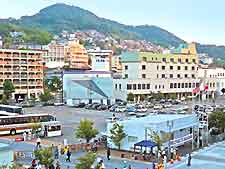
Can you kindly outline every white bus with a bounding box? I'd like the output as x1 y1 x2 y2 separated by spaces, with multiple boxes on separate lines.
0 111 19 116
0 114 62 137
0 105 23 114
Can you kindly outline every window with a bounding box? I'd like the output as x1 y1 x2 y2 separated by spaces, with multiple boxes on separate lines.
155 85 157 89
142 74 146 78
177 66 181 70
133 84 136 90
177 74 181 78
192 83 195 88
162 74 166 78
162 58 166 62
157 65 159 70
170 74 173 78
192 59 196 63
115 84 117 89
170 83 173 89
125 74 128 78
178 58 182 63
174 83 177 88
157 74 159 78
147 84 150 89
185 74 188 78
185 66 188 70
185 83 188 88
178 83 181 88
170 58 174 62
119 84 121 90
196 83 199 87
192 74 195 78
162 66 166 70
186 59 189 63
170 66 173 70
127 84 132 90
182 83 184 88
189 83 192 88
159 85 161 89
138 84 141 89
142 84 146 89
192 66 195 70
142 65 146 70
125 65 128 70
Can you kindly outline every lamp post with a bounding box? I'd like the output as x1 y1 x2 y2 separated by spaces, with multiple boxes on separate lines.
167 120 174 160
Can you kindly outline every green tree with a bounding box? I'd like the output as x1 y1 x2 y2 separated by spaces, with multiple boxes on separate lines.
109 123 127 150
75 152 96 169
127 92 134 102
209 110 225 133
39 90 53 102
168 93 177 100
149 130 171 151
34 147 54 168
75 119 99 143
3 80 15 100
49 76 62 93
0 95 8 104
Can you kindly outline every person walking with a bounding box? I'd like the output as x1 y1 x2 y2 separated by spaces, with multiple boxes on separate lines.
66 150 71 162
152 161 155 169
56 161 60 169
187 153 192 166
122 161 127 169
107 147 111 160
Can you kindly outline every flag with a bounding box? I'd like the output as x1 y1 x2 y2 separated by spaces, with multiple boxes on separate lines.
192 87 200 94
204 85 209 91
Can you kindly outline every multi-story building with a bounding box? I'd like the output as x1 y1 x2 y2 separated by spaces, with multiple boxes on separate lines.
198 66 225 96
65 41 91 70
87 48 113 71
0 49 44 101
44 43 66 68
113 43 217 101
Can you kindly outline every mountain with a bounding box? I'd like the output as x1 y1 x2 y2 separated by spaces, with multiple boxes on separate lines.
1 3 225 59
12 3 184 47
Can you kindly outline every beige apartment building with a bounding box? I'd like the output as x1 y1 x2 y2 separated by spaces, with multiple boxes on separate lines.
113 43 217 101
0 49 44 101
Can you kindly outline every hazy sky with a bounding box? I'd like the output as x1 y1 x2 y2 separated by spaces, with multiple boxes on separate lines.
1 0 225 45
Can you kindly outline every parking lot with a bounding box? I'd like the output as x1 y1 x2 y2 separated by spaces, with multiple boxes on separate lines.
24 106 118 144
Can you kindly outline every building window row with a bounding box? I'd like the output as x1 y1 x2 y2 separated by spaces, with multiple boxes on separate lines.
115 84 122 90
170 82 199 89
162 58 196 63
160 65 195 71
159 74 196 79
127 83 151 90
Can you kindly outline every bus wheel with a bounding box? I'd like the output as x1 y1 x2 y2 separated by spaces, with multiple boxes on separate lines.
10 129 16 135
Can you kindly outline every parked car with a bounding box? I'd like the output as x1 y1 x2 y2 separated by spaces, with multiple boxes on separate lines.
127 106 136 112
153 104 163 110
106 117 120 123
85 104 92 109
109 105 117 112
115 106 127 113
97 104 108 111
136 107 147 113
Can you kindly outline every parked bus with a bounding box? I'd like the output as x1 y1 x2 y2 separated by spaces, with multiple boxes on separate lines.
0 111 19 116
0 105 23 114
0 114 62 137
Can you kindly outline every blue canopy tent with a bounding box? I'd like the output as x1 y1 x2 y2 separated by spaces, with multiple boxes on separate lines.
134 140 157 152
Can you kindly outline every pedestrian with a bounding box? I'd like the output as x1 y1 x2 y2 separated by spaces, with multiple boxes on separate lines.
100 160 105 169
187 153 192 166
122 161 127 169
107 147 111 160
31 159 37 168
152 161 155 169
66 150 71 162
128 165 132 169
23 131 27 141
56 161 60 169
49 164 55 169
54 146 59 159
36 137 41 149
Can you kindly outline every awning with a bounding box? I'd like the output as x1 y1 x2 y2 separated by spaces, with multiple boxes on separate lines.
134 140 157 148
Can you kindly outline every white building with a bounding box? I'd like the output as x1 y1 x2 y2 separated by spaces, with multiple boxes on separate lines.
113 43 203 101
87 48 113 71
107 114 198 151
0 36 3 48
198 66 225 95
43 43 66 68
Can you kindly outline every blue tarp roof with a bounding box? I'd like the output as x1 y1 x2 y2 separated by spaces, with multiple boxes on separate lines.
134 140 157 148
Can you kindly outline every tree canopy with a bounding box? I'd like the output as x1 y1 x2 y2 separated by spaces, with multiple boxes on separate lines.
109 123 127 149
3 80 15 99
34 147 54 168
75 119 99 143
75 152 96 169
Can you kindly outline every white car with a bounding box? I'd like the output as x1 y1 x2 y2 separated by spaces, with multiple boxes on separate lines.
136 108 148 112
153 105 163 110
115 106 127 112
106 117 120 123
163 103 172 108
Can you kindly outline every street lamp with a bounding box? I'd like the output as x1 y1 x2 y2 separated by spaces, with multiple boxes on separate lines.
167 120 174 160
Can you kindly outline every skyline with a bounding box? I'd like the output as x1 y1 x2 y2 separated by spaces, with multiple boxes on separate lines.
1 0 225 45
